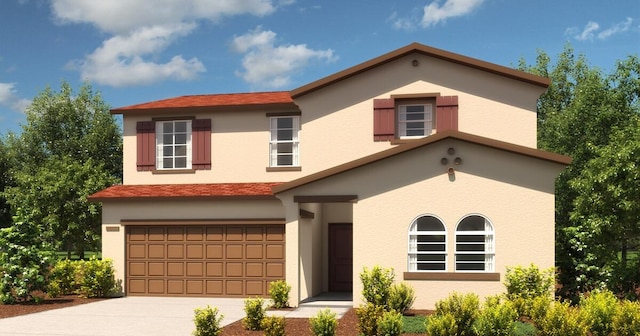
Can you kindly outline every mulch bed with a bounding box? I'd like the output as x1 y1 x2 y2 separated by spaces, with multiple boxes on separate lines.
221 308 433 336
0 294 105 319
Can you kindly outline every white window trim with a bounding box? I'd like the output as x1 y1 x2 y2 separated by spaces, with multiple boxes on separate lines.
397 103 434 139
454 214 495 272
407 214 447 272
156 120 192 170
269 116 300 167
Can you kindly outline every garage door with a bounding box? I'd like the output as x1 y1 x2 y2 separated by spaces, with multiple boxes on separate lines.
126 225 285 297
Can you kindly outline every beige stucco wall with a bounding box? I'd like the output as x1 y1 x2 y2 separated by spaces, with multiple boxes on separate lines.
278 139 563 309
101 199 284 294
121 52 542 186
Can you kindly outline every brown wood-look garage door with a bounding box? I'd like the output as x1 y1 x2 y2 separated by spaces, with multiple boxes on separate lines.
126 225 285 297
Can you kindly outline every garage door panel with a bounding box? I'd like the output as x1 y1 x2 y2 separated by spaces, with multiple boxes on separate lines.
148 245 165 258
206 227 223 241
226 262 243 277
167 227 184 240
129 262 146 276
186 244 203 258
186 262 203 276
246 263 263 277
167 262 184 276
226 227 243 241
126 224 284 297
148 262 164 276
187 227 204 241
246 227 263 240
246 281 264 295
246 245 263 259
206 245 223 258
226 245 243 259
207 262 223 277
167 245 184 258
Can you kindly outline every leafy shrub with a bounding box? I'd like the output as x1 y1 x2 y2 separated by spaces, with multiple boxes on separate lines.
192 305 224 336
536 301 588 336
269 280 291 308
261 315 285 336
47 259 80 297
356 302 385 336
426 313 458 336
504 264 554 317
360 265 395 309
377 310 403 336
0 225 55 304
388 282 415 314
579 289 617 335
310 308 337 336
433 292 479 336
242 297 266 330
612 300 640 336
473 297 518 336
527 295 553 325
76 256 116 298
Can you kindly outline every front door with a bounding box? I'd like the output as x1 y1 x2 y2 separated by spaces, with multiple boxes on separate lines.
329 223 353 292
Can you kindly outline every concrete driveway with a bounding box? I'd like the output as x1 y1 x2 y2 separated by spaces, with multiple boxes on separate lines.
0 297 247 336
0 295 352 336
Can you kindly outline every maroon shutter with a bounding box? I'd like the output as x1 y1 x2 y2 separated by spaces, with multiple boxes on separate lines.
192 119 211 170
373 98 395 141
136 121 155 171
436 96 459 132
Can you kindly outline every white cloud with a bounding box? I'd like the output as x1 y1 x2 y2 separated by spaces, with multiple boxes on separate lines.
50 0 277 87
421 0 484 27
50 0 275 35
598 17 633 39
68 24 206 87
0 82 31 113
567 18 634 41
231 27 337 88
389 11 418 31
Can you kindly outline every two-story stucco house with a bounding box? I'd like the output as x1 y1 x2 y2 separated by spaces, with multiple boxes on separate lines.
90 43 570 309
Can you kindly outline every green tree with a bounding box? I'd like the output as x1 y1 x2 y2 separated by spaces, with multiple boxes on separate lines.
571 120 640 298
1 82 122 258
0 139 11 227
520 45 640 299
4 156 117 258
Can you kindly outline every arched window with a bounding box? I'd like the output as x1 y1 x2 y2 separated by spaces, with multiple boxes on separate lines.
408 215 446 271
455 215 494 272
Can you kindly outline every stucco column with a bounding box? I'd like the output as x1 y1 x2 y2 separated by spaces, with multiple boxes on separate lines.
276 193 301 307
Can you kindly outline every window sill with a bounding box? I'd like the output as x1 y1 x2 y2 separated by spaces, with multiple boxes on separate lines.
266 166 302 172
403 272 500 281
152 169 196 174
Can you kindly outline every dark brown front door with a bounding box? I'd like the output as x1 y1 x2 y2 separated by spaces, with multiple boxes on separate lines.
329 223 353 292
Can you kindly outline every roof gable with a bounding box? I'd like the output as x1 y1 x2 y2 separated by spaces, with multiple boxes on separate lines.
291 42 550 99
272 130 570 194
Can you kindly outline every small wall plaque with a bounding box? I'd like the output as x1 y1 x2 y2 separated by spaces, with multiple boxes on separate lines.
106 226 120 232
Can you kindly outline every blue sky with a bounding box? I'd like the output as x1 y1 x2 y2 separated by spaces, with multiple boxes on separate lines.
0 0 638 134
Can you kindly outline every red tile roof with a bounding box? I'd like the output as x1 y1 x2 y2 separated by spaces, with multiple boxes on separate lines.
111 91 293 112
89 183 282 201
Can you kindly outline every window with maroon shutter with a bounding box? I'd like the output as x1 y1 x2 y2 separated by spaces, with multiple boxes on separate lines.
373 98 395 141
373 95 459 141
136 121 155 171
192 119 211 170
136 118 212 172
436 96 459 132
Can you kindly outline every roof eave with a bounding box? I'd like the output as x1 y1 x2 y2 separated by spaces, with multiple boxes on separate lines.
272 130 571 194
110 102 300 115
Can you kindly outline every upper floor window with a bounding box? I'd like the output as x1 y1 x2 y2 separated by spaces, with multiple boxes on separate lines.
455 215 494 272
136 118 210 172
408 215 446 271
157 120 192 169
398 103 434 138
270 116 299 167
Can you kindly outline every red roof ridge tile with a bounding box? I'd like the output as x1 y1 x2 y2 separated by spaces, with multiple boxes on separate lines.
89 182 283 201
